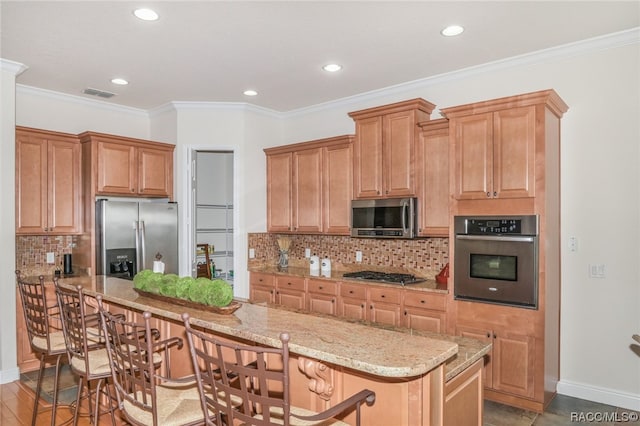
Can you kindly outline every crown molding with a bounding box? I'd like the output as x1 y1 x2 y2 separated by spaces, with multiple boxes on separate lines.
282 27 640 118
15 84 149 117
0 58 28 76
149 101 282 119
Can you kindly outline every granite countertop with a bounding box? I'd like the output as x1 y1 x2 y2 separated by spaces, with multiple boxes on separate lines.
51 275 488 381
250 265 448 293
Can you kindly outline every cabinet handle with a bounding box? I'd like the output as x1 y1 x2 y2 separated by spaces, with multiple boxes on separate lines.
332 299 335 303
486 192 491 198
493 333 497 339
370 305 373 310
349 290 354 294
493 191 497 197
404 311 407 316
486 332 491 338
381 294 386 298
287 282 292 286
319 286 323 290
270 290 274 294
420 300 425 304
361 304 365 308
131 188 135 192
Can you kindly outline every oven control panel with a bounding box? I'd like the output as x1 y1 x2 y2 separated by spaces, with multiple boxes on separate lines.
455 215 538 236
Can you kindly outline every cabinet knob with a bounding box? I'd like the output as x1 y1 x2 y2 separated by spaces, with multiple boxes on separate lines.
370 305 373 310
420 300 425 304
486 192 491 197
131 188 135 192
361 304 365 308
319 286 323 290
332 299 335 303
349 290 354 294
381 294 386 298
493 191 497 197
404 311 407 316
486 332 491 338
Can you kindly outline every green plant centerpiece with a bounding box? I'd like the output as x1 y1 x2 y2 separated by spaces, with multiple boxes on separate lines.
133 270 234 308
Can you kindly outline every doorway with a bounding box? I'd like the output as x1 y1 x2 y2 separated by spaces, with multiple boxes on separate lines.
192 151 234 285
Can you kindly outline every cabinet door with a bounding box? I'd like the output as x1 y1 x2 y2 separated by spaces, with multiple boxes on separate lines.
338 297 366 320
250 273 275 303
97 140 137 195
267 152 293 232
353 116 383 198
368 287 401 326
492 106 536 199
453 113 493 200
417 121 449 237
403 308 445 333
457 325 493 388
383 110 416 197
308 279 337 314
16 132 48 233
275 276 306 309
293 148 322 233
138 147 173 197
323 143 353 234
492 331 535 398
48 139 82 233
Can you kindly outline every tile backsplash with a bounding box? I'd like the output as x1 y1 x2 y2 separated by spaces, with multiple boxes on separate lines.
16 235 77 276
248 233 449 279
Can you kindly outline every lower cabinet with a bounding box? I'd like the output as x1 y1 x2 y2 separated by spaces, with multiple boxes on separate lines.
443 358 484 426
249 272 276 303
402 289 447 333
456 324 535 399
275 275 306 310
307 279 338 315
249 272 447 333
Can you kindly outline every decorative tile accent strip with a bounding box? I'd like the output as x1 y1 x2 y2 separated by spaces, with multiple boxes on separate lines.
248 233 449 279
15 235 77 276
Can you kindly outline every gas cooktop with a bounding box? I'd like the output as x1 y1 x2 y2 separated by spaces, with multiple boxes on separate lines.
342 270 425 285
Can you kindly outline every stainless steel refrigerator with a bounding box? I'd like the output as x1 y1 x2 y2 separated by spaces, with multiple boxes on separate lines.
96 199 178 279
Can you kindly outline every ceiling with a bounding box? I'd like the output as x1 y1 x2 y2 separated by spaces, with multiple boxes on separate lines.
1 1 638 112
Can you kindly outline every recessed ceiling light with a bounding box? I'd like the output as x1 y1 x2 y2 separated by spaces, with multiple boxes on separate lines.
133 8 159 21
243 90 258 96
111 78 129 85
322 64 343 73
441 25 464 37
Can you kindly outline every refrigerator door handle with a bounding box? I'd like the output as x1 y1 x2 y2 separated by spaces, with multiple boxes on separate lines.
134 220 142 272
139 220 146 270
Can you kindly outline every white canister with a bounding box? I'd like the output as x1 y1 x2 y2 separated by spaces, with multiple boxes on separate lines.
309 255 320 272
321 258 331 277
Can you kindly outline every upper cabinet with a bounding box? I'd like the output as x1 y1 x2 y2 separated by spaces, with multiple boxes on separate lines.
416 119 450 237
348 99 435 199
79 132 175 199
441 90 569 201
16 127 82 235
265 135 354 235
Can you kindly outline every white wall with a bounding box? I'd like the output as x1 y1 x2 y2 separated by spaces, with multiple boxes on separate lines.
279 34 640 409
1 30 638 409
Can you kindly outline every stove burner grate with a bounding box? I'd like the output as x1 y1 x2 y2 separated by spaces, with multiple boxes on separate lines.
342 270 424 285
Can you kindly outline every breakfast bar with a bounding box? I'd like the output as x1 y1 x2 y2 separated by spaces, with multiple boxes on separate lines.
56 275 490 426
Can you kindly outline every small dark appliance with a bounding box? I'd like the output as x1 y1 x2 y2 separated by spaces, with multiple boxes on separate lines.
63 254 73 275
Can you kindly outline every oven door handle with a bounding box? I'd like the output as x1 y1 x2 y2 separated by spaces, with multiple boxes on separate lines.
456 235 536 243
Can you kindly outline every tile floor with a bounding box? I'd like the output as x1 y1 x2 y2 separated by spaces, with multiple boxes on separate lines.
484 395 640 425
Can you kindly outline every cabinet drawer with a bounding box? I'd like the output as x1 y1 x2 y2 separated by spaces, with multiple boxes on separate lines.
340 283 367 299
250 272 274 287
403 290 446 311
307 279 337 295
276 275 305 291
368 287 401 304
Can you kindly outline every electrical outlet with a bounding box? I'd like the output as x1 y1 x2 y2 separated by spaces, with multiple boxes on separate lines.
356 251 363 262
46 252 55 264
249 248 255 259
305 248 311 258
568 236 578 252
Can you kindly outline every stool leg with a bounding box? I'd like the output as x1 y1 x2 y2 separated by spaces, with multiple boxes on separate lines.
31 356 46 426
49 354 63 426
72 375 83 426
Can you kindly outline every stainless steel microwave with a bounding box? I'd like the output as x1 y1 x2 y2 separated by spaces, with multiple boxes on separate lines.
351 198 417 239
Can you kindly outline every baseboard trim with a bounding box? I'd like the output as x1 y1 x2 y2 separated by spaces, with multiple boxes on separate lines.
557 380 640 411
0 366 20 384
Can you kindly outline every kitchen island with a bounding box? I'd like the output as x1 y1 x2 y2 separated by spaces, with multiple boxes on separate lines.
55 275 490 426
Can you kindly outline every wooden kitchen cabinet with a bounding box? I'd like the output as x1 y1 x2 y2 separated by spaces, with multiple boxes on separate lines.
265 135 354 235
16 127 82 235
337 282 367 320
249 272 276 303
307 279 338 315
416 118 450 237
349 98 435 199
442 90 568 201
456 323 535 399
275 275 306 310
367 286 402 327
402 289 447 333
79 131 174 199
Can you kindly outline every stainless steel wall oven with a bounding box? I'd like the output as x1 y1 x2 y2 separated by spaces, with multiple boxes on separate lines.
454 215 539 309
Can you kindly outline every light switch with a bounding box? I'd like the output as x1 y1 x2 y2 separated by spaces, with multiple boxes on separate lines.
249 248 255 259
305 248 311 258
46 252 55 264
356 251 363 262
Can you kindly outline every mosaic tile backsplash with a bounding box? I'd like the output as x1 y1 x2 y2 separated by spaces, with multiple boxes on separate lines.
248 233 449 279
16 235 77 276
